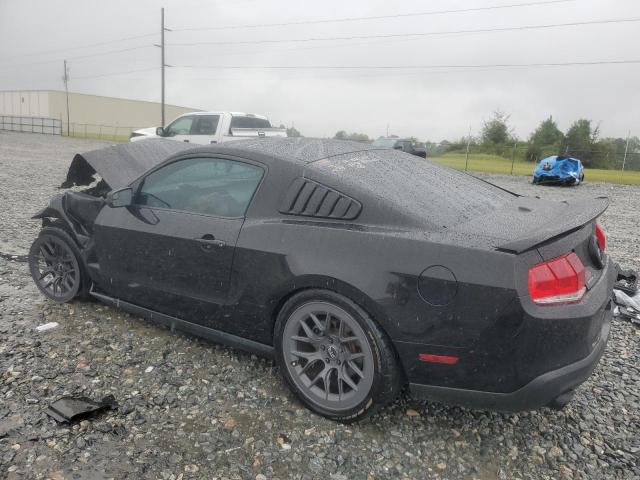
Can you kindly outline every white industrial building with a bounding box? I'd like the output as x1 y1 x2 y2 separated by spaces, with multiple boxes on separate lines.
0 90 198 139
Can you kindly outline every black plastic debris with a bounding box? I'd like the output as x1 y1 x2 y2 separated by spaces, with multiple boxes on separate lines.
614 266 638 295
46 395 117 423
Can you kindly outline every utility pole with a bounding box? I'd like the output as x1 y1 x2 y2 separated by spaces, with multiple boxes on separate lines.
510 140 517 175
63 60 70 136
154 8 171 126
161 8 165 126
621 130 631 173
464 126 472 171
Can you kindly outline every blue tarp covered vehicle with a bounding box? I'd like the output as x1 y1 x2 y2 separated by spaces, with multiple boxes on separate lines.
532 155 584 186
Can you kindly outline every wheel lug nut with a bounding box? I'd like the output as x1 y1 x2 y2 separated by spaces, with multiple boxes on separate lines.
291 361 298 367
325 358 330 363
321 345 326 351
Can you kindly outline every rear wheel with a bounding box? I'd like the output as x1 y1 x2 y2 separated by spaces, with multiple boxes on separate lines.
275 289 402 422
28 227 87 303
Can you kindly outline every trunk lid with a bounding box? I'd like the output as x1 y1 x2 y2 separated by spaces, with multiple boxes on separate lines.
448 196 609 254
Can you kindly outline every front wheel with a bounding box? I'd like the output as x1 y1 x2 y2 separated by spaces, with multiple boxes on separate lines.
28 227 87 303
275 289 403 422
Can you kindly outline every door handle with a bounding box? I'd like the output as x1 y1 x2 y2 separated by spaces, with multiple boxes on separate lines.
194 235 226 250
183 139 190 143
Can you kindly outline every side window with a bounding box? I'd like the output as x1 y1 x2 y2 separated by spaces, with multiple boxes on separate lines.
192 115 220 135
135 158 264 217
165 116 194 136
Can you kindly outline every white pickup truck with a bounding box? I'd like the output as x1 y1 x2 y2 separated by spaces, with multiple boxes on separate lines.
129 111 287 145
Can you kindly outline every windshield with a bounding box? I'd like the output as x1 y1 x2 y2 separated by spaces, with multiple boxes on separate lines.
372 138 398 148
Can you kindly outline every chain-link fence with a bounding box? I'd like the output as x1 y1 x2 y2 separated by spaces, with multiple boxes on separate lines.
0 115 62 135
0 116 142 142
65 122 145 142
3 117 639 183
423 141 640 184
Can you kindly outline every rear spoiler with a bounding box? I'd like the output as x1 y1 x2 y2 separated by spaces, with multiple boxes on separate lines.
497 196 609 253
230 127 287 138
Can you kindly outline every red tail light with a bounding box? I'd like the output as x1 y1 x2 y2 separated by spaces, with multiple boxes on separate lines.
528 252 586 305
595 224 606 251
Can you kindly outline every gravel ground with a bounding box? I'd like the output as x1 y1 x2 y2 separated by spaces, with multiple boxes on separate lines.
0 131 638 480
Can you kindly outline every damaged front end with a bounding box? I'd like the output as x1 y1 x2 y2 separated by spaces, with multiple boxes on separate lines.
34 139 193 243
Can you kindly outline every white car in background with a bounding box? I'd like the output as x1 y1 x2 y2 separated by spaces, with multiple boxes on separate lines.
130 111 287 145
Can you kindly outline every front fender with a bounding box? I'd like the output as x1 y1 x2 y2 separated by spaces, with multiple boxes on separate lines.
32 194 66 220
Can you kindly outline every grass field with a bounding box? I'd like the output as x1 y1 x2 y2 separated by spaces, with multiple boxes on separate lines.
431 152 640 185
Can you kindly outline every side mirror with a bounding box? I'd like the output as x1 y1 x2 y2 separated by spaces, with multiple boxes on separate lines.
106 188 133 208
156 127 165 137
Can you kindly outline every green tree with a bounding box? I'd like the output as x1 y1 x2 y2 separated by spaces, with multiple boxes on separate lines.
526 116 564 162
334 131 370 142
334 130 347 140
286 126 302 137
481 110 512 146
531 116 563 145
563 119 598 159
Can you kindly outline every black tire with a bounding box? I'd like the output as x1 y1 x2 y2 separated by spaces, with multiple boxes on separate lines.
28 226 89 303
274 289 403 423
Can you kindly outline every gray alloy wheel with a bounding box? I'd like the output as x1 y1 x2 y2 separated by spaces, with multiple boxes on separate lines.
29 232 81 303
281 302 375 411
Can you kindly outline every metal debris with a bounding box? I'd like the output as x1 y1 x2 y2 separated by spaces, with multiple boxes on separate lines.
46 395 117 423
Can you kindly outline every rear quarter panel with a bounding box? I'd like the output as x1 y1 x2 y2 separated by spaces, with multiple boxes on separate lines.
231 219 520 350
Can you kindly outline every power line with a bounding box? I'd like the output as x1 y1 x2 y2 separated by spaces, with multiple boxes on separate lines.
169 17 640 47
72 66 159 80
175 59 640 70
172 0 576 32
2 33 157 61
0 0 572 61
0 45 154 69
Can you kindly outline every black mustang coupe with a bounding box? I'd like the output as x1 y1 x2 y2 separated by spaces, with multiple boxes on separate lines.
29 138 614 422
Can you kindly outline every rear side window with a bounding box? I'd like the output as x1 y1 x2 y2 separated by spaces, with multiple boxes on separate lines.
191 115 220 135
136 157 263 217
229 116 271 132
313 150 513 227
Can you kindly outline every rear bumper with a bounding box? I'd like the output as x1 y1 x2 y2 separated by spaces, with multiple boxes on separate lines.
409 302 611 411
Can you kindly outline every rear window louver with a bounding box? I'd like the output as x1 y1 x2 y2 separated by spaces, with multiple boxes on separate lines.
279 178 362 220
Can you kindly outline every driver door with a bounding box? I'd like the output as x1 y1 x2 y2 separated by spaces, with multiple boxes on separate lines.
93 155 264 329
164 115 195 143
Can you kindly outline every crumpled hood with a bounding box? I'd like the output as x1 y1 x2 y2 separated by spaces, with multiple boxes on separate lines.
534 155 582 178
61 139 194 190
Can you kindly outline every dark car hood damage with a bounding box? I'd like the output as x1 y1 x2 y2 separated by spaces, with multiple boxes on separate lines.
62 139 193 190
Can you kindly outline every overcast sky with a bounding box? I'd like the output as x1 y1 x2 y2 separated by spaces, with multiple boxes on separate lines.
0 0 638 140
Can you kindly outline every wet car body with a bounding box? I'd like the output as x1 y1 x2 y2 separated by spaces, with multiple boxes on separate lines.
32 138 614 415
533 155 585 186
